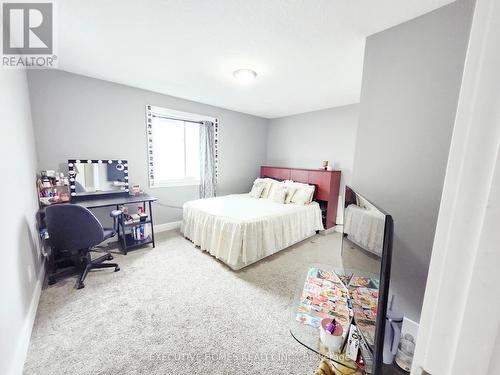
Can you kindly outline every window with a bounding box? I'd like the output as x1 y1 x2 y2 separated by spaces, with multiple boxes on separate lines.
146 105 218 187
151 118 200 185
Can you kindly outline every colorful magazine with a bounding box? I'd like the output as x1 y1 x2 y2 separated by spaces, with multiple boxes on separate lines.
296 268 381 348
296 267 352 337
348 278 379 346
349 276 379 289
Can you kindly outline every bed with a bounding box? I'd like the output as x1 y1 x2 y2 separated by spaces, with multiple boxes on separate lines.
343 203 385 256
181 193 324 270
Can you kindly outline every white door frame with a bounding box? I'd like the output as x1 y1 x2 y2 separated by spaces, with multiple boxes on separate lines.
412 0 500 373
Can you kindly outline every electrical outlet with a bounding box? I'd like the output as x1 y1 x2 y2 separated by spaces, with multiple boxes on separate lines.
396 317 420 372
401 317 419 341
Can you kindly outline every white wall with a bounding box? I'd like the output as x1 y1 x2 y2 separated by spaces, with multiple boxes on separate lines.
352 0 475 322
0 70 44 375
266 104 359 214
27 70 269 226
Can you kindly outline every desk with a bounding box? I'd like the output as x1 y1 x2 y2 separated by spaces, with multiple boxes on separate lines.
74 194 157 210
74 194 157 254
39 194 158 285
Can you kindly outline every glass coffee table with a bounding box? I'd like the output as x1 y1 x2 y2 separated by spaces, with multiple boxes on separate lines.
290 264 381 375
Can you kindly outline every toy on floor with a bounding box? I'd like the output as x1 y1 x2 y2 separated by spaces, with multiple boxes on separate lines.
313 359 336 375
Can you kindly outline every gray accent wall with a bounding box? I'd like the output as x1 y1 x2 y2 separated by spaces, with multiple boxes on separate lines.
266 104 359 183
0 70 43 375
27 70 268 225
266 104 359 216
352 0 475 321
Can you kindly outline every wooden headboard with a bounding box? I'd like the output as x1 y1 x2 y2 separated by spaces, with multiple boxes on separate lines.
260 166 341 229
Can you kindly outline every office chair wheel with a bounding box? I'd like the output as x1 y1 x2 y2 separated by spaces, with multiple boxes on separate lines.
107 254 114 261
114 266 120 272
76 281 85 289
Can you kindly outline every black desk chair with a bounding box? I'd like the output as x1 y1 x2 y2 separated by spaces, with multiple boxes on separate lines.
45 204 121 289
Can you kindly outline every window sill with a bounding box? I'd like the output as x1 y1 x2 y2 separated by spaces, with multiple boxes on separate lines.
150 181 200 188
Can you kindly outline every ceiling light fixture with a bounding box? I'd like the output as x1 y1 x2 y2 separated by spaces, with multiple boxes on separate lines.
233 69 257 84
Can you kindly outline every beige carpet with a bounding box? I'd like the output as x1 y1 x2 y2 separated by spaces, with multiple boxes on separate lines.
24 230 356 375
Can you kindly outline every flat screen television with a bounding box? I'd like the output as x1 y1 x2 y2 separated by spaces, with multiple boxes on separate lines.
341 185 394 374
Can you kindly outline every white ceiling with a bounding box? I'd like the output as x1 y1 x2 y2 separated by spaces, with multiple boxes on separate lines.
57 0 455 118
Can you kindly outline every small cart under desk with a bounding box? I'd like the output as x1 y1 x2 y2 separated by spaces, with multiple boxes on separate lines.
74 194 158 255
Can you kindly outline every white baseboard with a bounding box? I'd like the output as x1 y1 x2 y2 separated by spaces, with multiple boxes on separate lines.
319 226 339 235
9 264 45 375
154 221 181 233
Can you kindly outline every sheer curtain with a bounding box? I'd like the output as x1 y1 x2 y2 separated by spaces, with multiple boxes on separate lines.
199 121 216 198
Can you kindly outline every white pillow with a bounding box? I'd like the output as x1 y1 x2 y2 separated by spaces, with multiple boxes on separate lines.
285 186 297 204
253 178 267 185
306 185 315 203
269 185 287 204
266 181 282 198
290 187 311 205
252 178 268 198
284 180 315 205
290 185 315 205
254 178 280 198
249 184 265 198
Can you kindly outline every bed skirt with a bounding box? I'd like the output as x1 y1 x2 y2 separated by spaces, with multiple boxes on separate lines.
181 195 324 270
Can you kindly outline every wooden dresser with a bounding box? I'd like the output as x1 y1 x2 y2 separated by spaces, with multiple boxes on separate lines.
260 166 341 229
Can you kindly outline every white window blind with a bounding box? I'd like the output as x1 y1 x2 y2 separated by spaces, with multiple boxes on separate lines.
146 105 218 188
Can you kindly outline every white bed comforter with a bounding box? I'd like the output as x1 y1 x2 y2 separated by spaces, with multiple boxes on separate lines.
344 204 385 256
181 194 324 270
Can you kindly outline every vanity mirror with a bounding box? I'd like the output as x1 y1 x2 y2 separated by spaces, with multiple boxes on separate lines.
68 159 129 198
